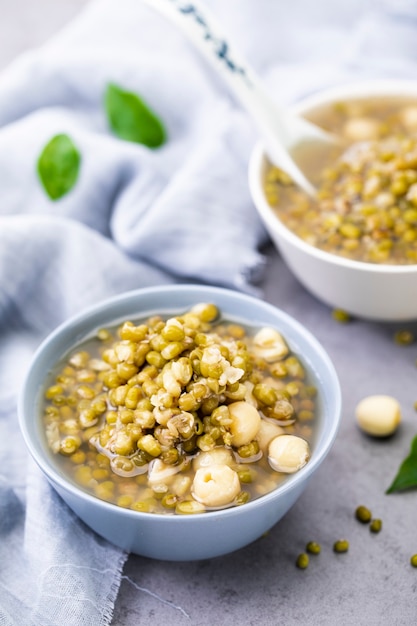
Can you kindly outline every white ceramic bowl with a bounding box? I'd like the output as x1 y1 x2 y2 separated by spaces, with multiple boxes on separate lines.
249 79 417 322
18 284 341 561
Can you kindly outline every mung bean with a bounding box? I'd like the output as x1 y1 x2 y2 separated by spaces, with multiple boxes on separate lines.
42 304 317 515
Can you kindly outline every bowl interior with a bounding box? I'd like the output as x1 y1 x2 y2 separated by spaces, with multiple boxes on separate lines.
250 79 417 275
19 284 342 522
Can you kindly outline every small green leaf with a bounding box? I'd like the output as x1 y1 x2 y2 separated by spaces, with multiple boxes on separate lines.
37 134 81 201
104 82 166 148
386 435 417 493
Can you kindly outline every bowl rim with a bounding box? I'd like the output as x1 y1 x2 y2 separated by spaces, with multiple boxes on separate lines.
249 78 417 275
18 283 342 525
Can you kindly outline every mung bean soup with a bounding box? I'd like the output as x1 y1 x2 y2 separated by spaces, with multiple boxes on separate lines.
265 97 417 264
42 303 317 515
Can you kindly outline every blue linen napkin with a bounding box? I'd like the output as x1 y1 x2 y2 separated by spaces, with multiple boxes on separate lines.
1 0 416 624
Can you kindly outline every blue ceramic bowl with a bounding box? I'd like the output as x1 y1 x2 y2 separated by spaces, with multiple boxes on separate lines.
18 284 341 561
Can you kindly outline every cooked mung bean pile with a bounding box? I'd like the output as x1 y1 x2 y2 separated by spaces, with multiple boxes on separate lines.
265 97 417 264
42 303 317 514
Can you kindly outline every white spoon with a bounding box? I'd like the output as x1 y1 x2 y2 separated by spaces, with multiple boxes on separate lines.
142 0 337 196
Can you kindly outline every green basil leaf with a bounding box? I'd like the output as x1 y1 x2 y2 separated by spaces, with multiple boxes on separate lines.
37 134 81 201
104 82 166 148
386 435 417 493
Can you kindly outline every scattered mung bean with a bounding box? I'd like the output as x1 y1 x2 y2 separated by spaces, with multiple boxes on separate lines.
306 541 321 555
369 519 382 533
296 553 309 569
355 505 372 524
394 330 414 346
333 539 349 553
332 309 351 323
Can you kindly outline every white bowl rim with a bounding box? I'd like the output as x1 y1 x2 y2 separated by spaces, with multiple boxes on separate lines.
249 78 417 275
18 283 342 526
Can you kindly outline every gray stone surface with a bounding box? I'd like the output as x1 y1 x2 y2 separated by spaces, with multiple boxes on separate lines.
113 245 417 626
2 2 417 624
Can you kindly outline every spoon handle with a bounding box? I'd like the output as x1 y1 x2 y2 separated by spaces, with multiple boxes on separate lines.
142 0 329 193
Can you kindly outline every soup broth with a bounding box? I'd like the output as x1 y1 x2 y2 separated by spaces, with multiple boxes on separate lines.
265 97 417 264
42 304 317 515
